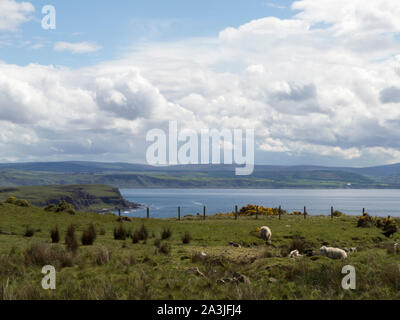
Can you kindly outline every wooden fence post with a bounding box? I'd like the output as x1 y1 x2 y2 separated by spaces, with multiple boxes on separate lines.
331 206 334 219
304 206 307 219
178 206 181 221
118 209 121 217
203 206 206 220
278 206 281 220
362 208 365 215
256 206 259 220
147 207 149 219
235 205 238 220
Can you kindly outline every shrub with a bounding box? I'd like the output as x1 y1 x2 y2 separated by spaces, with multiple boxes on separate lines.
24 243 51 266
50 226 60 243
95 246 110 266
154 238 161 248
99 228 106 236
113 224 127 240
182 232 191 244
44 201 75 214
159 243 170 255
65 225 79 252
357 213 374 228
161 227 172 240
132 231 140 244
81 224 97 246
289 235 306 253
24 226 35 237
138 224 148 241
6 196 30 207
332 210 344 217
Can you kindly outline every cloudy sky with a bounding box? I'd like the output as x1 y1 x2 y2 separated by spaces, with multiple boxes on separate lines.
1 0 400 167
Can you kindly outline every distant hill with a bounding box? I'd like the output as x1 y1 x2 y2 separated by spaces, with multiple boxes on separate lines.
0 161 399 188
0 184 139 211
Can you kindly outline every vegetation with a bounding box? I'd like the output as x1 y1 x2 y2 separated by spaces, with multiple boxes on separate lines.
0 184 138 211
0 201 399 300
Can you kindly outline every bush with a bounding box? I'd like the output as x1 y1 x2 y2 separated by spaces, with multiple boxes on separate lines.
332 210 344 217
44 201 75 214
159 243 170 255
161 227 172 240
81 224 96 246
138 224 148 241
95 246 110 265
50 226 60 243
113 224 127 240
289 235 306 253
6 196 30 207
24 226 35 237
132 231 140 244
357 213 374 228
154 238 161 248
182 232 191 244
65 225 79 252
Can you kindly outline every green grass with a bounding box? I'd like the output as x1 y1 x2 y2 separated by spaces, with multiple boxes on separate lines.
0 184 134 211
0 202 399 300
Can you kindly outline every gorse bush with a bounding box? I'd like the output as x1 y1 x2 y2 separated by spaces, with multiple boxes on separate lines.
357 213 374 228
161 227 172 240
5 196 30 207
332 210 344 217
81 224 97 246
50 226 60 243
44 201 75 215
113 224 127 240
65 225 79 252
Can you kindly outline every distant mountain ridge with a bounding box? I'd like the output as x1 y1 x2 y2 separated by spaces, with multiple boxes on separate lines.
0 161 399 188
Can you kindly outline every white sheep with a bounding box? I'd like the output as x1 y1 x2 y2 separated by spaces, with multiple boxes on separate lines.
259 226 272 241
320 246 347 259
289 249 302 258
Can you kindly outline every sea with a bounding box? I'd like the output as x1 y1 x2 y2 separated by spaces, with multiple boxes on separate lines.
118 188 400 218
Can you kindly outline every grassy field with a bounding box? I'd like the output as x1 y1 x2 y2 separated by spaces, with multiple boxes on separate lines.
0 201 399 300
0 184 136 211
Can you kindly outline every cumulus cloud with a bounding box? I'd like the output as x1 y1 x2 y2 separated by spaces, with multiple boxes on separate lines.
0 0 34 31
53 41 102 54
1 0 400 165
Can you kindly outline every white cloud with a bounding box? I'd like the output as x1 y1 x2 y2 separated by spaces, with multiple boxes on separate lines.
53 41 102 54
1 0 400 165
0 0 34 31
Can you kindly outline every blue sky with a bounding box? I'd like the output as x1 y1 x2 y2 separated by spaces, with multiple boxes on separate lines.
1 0 400 167
1 0 295 67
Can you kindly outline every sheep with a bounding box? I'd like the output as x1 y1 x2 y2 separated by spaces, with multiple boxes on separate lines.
259 226 272 242
289 249 302 258
320 246 347 259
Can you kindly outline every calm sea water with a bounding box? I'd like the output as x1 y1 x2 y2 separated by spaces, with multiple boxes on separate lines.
119 189 400 218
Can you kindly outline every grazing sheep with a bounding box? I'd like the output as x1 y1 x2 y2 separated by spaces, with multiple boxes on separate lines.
320 246 347 259
289 249 302 258
259 226 272 241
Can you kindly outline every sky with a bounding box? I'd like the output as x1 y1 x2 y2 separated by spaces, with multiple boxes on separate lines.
1 0 400 167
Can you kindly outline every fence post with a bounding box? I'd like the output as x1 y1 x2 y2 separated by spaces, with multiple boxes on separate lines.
235 205 238 220
362 208 365 215
304 206 307 219
118 209 121 217
331 206 334 219
147 207 149 219
178 206 181 221
203 206 206 220
278 206 281 220
256 206 259 220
